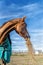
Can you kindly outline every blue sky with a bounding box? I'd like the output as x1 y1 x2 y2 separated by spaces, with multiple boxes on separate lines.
0 0 43 52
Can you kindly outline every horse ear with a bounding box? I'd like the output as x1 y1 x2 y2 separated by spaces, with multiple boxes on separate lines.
23 16 26 19
22 16 26 21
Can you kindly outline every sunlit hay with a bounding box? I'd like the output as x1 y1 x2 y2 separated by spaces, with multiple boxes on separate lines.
26 38 38 65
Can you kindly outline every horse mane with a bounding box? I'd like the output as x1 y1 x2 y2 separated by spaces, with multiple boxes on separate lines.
1 18 18 28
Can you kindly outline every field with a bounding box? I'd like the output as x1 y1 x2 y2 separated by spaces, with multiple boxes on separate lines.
0 52 43 65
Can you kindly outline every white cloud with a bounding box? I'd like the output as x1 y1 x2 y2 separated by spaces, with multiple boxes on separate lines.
11 29 43 51
28 29 43 51
0 14 18 19
29 29 43 33
34 45 43 51
0 1 20 19
18 3 43 18
0 1 43 19
10 29 43 51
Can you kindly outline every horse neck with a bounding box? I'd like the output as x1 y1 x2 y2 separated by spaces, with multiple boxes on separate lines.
0 21 18 35
0 21 18 43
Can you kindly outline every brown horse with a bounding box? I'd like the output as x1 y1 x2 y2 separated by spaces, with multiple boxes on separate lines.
0 16 29 43
0 16 34 65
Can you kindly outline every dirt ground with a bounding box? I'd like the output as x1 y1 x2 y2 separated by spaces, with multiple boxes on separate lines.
0 53 43 65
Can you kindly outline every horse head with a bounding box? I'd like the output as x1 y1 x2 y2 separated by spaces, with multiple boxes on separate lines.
14 16 30 41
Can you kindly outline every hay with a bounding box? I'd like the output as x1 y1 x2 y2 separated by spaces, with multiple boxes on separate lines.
26 38 38 65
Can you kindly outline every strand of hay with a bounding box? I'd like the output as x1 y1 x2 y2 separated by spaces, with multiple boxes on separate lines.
26 38 38 65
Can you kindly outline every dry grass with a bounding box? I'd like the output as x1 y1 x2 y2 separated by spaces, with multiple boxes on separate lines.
7 53 43 65
0 53 43 65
